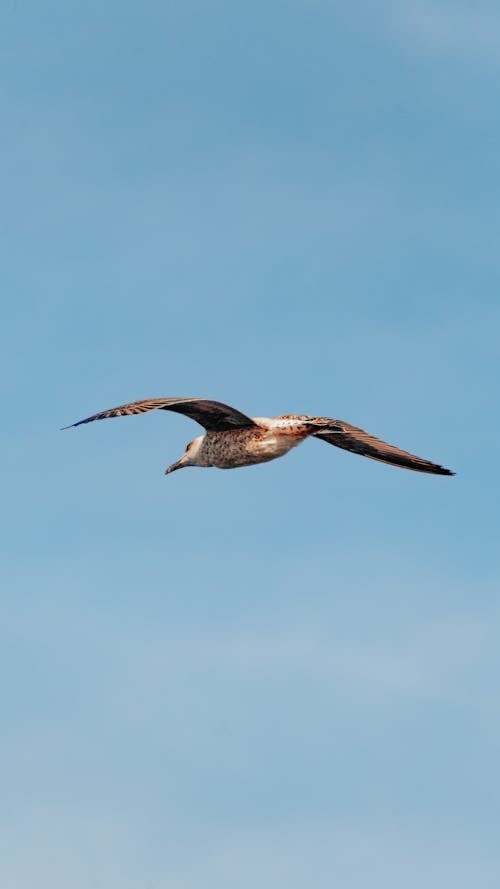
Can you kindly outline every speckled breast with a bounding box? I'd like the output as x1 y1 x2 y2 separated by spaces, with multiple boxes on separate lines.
204 427 304 468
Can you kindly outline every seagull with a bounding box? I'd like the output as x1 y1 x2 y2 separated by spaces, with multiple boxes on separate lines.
63 396 454 477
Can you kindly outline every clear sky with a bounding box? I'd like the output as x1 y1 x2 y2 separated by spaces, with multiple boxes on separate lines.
2 2 500 887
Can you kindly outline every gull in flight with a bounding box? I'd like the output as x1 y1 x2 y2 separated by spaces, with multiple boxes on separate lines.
63 396 454 477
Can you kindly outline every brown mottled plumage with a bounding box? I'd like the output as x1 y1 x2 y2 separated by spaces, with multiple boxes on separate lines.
63 396 454 477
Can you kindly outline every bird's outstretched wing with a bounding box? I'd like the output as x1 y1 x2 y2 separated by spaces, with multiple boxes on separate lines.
309 418 454 475
62 397 256 432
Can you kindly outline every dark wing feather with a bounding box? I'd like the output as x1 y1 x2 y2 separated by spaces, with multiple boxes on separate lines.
62 397 256 432
311 418 454 476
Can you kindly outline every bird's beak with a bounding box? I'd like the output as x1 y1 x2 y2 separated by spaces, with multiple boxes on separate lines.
164 460 184 475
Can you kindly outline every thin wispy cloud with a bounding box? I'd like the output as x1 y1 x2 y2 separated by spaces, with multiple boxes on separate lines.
393 2 500 58
127 607 500 718
1 810 499 889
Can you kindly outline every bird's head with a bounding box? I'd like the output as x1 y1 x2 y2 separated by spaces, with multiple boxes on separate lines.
164 435 204 475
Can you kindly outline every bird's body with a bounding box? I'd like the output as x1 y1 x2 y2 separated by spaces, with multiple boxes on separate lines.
63 397 454 477
184 418 311 469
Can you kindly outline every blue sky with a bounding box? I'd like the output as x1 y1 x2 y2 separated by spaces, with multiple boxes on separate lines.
2 1 500 886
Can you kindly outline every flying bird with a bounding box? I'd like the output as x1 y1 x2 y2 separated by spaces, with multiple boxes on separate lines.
63 396 454 477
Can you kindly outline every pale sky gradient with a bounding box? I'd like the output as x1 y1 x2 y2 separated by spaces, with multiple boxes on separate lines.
2 2 500 887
